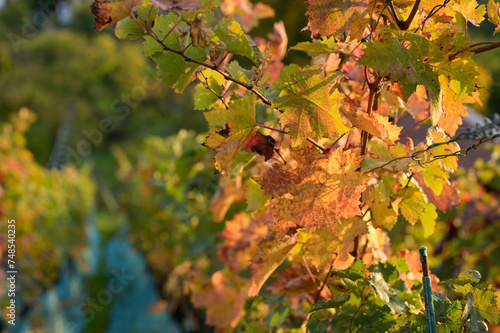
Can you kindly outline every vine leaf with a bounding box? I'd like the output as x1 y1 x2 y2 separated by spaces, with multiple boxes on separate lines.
245 178 270 212
203 93 256 175
487 0 500 35
359 30 478 133
248 231 297 297
450 0 486 27
256 146 368 233
301 228 339 270
90 0 140 31
290 37 338 54
194 70 226 110
213 17 260 65
342 108 402 144
413 173 460 211
437 75 471 136
332 217 368 269
305 0 370 39
115 0 158 40
472 288 500 326
272 65 350 147
143 13 207 92
361 139 410 172
369 190 399 230
241 129 275 161
397 187 437 237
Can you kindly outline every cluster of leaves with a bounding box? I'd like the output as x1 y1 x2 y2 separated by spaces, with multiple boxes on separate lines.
92 0 500 331
0 109 95 305
309 263 499 333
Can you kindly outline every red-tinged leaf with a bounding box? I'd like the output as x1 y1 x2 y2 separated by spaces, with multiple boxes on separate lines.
248 231 297 297
273 65 350 146
90 0 141 31
488 0 500 35
306 0 370 39
332 218 368 270
342 107 402 144
267 266 317 295
191 270 246 329
202 93 257 175
256 146 368 233
150 0 200 11
242 129 275 161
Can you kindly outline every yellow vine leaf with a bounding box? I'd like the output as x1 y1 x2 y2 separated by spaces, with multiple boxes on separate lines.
332 217 368 269
488 0 500 35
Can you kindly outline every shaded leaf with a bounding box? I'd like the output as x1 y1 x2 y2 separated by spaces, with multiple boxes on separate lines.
151 0 201 11
115 0 158 40
143 13 207 92
241 129 275 161
311 293 351 312
248 231 297 297
91 0 141 31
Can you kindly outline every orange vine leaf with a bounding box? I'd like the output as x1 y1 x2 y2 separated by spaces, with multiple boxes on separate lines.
342 107 402 144
256 145 368 233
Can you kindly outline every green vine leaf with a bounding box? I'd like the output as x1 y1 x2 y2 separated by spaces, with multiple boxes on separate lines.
272 65 350 146
115 0 158 40
143 13 207 92
213 17 260 65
